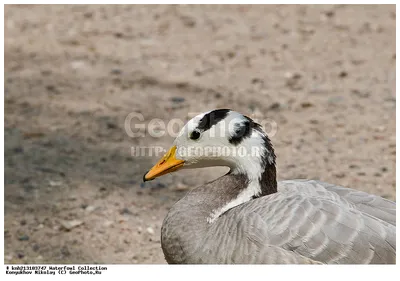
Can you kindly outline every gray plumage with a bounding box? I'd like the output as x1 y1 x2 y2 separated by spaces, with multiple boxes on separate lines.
148 109 396 264
161 177 396 264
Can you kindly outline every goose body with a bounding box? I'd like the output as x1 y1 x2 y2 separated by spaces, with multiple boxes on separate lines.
144 109 396 264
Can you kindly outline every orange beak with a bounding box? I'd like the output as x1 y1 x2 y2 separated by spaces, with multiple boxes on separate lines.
143 146 185 182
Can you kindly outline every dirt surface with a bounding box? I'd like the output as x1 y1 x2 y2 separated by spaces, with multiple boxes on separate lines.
4 5 396 264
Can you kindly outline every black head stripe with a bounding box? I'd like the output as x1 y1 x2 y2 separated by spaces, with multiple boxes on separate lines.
229 116 260 146
197 109 230 132
229 120 252 145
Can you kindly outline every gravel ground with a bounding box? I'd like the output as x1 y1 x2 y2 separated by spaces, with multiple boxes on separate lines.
4 4 395 264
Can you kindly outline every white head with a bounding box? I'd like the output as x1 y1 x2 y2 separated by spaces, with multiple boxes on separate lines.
144 109 276 187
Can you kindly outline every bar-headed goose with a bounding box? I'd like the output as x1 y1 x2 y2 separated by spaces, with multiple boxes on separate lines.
143 109 396 264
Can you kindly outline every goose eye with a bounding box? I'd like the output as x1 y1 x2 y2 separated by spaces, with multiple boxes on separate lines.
190 130 201 140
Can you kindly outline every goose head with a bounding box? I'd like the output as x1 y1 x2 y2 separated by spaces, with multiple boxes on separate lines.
143 109 277 197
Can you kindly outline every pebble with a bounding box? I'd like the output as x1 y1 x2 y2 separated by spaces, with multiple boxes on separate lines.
138 226 143 234
146 227 155 235
60 219 84 231
46 85 58 93
32 244 40 252
110 69 122 75
70 60 86 70
300 102 314 108
174 182 189 191
268 102 281 111
120 208 134 216
170 96 185 103
60 246 70 257
18 234 30 241
334 173 345 179
85 205 96 213
49 180 62 187
338 71 348 78
180 15 196 27
284 71 302 80
103 221 114 227
13 146 24 153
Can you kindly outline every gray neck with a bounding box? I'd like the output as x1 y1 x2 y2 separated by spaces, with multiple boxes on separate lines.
161 164 277 263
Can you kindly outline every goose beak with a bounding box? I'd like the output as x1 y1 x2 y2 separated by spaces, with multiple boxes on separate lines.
143 145 185 182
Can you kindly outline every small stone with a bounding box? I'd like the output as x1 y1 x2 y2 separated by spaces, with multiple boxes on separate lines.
18 234 30 241
103 221 114 227
114 32 123 38
83 12 93 18
138 226 143 234
269 102 281 111
60 246 70 257
36 224 44 230
17 252 25 259
351 89 370 98
70 60 86 70
49 180 62 187
85 205 96 213
334 173 345 179
120 208 134 215
284 72 302 80
13 147 24 153
60 220 84 231
32 244 40 251
227 51 235 59
20 219 27 226
284 72 303 90
300 102 314 108
180 15 196 27
146 227 155 235
46 85 57 92
374 172 382 177
338 71 348 78
110 69 122 75
381 167 388 172
174 182 189 191
324 10 335 18
170 96 185 103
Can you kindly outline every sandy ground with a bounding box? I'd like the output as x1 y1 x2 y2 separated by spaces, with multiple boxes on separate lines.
4 5 396 264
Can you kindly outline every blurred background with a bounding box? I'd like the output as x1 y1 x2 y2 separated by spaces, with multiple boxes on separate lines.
4 5 395 263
